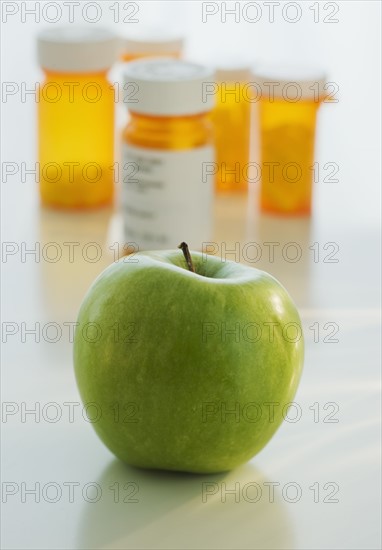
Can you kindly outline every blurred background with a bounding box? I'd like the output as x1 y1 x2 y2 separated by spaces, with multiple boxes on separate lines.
1 1 381 549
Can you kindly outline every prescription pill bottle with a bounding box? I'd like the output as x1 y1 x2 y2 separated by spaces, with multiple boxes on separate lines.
37 27 120 208
121 58 215 250
121 30 183 62
252 65 326 215
213 64 251 193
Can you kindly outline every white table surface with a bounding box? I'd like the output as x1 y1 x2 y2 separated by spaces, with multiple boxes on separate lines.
1 2 381 549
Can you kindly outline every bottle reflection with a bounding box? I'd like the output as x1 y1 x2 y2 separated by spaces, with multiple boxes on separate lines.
76 459 294 550
38 206 120 321
250 211 313 305
213 194 312 305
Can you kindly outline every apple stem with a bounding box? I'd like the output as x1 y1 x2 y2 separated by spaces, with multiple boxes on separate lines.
178 242 195 273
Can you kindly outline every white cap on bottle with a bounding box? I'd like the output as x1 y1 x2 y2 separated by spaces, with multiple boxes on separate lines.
251 63 327 100
215 63 252 83
123 58 216 116
207 55 253 83
37 26 121 72
123 29 184 57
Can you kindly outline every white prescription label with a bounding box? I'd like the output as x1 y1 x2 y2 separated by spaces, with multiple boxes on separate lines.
121 144 214 250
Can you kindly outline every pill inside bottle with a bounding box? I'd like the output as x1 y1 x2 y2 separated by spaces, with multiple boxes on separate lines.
252 64 327 215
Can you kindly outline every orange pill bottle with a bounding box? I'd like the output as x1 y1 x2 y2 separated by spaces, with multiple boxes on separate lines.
252 65 326 215
121 59 215 250
37 27 120 208
213 64 252 193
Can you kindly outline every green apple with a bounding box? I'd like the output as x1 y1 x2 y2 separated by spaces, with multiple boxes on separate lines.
74 244 304 474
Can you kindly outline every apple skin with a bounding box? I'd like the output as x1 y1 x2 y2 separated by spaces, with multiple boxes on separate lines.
74 250 304 474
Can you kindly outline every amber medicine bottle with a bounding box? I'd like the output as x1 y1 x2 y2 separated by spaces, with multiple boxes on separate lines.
252 65 326 215
213 64 251 193
37 27 120 208
121 58 215 250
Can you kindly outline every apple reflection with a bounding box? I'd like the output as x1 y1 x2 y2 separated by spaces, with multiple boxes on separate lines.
76 459 294 550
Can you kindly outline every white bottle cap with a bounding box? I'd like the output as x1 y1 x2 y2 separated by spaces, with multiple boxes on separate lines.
215 63 252 83
37 26 121 73
123 58 215 116
123 29 184 57
252 63 327 100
